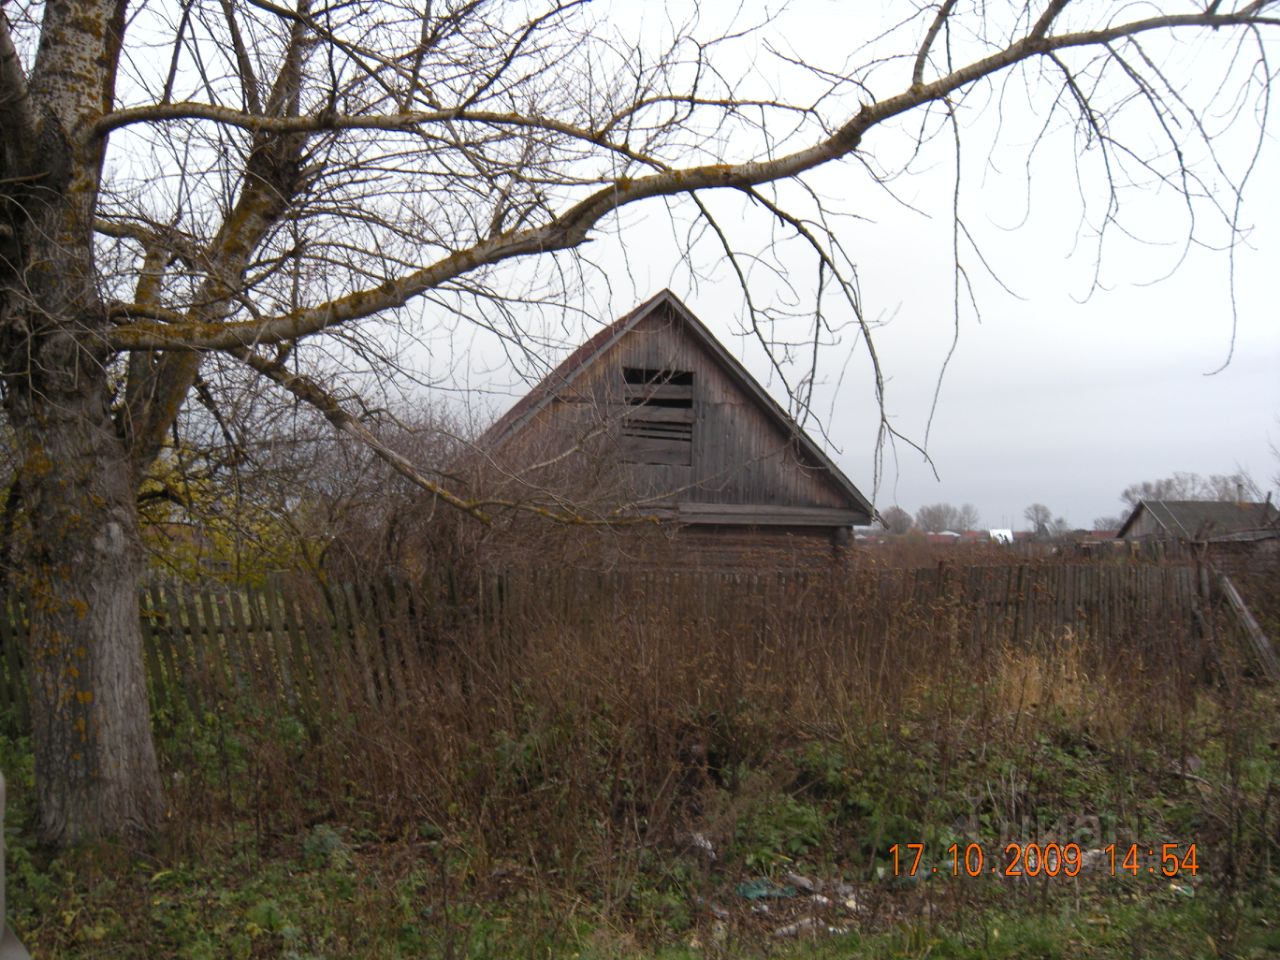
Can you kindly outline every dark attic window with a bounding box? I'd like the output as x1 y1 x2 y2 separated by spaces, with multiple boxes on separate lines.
620 367 693 465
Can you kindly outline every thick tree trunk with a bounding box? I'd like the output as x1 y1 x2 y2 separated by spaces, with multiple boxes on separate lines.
9 366 162 845
0 0 163 845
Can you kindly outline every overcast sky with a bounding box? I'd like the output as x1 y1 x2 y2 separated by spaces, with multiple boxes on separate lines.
437 3 1280 531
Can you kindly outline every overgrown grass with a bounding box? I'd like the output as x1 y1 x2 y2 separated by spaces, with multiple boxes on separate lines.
3 567 1278 958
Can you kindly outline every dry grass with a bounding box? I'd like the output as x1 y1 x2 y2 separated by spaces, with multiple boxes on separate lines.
158 562 1218 871
14 557 1277 957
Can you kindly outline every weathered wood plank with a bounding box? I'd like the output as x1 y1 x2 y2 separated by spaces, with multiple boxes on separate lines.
212 591 248 696
274 576 321 716
1219 572 1280 682
624 383 693 402
327 582 363 705
137 586 170 713
193 586 227 701
159 582 202 715
369 577 409 706
610 403 694 423
621 435 692 466
295 582 344 709
340 578 378 706
228 588 272 700
260 581 299 711
143 583 181 710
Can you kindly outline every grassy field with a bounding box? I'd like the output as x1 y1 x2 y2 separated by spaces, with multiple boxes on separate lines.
3 569 1279 958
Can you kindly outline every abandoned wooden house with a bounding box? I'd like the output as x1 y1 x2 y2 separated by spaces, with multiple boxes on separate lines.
1117 498 1280 583
1117 499 1278 541
478 290 873 565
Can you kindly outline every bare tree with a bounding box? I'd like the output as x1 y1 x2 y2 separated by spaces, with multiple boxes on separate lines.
916 503 952 532
879 505 914 535
1120 471 1262 507
956 503 981 531
140 396 474 582
1024 503 1054 538
1 0 1276 844
915 501 979 532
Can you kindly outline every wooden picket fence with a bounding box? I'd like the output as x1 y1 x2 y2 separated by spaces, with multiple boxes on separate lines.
0 558 1265 734
0 572 447 733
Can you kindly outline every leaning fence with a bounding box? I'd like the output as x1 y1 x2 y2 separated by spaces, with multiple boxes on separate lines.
0 558 1263 734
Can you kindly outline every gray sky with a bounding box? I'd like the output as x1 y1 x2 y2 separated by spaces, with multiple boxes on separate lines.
450 3 1280 530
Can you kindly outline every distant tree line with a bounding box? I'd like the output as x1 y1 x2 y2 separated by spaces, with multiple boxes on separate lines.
1093 470 1263 530
876 469 1270 541
874 502 983 535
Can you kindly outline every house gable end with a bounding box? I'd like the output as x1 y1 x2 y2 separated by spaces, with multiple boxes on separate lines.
482 291 872 525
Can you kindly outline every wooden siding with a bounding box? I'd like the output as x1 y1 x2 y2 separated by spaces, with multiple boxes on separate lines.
493 302 850 515
1121 505 1164 539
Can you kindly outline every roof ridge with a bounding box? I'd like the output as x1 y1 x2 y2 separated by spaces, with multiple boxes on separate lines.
478 291 872 518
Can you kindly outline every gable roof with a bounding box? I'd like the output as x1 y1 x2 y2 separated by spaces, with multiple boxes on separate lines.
482 289 873 520
1117 499 1278 540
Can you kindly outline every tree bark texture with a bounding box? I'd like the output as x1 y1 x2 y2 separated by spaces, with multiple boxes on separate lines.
8 374 162 844
0 0 163 844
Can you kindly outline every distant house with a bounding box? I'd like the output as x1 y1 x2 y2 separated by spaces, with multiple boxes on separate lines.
479 290 873 561
924 532 962 545
1117 499 1277 541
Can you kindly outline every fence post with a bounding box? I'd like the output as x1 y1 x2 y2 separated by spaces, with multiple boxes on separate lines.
1216 568 1280 683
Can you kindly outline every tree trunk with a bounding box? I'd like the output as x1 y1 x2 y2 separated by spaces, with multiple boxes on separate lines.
9 364 162 845
0 0 162 845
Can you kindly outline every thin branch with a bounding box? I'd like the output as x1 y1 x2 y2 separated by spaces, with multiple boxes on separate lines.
231 346 662 528
91 102 670 173
914 0 958 87
458 1 589 109
0 10 35 161
219 0 263 115
94 216 203 266
232 345 494 521
92 11 1278 143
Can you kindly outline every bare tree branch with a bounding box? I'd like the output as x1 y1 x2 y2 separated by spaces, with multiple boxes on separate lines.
1030 0 1074 41
913 0 958 87
218 0 263 115
106 8 1280 354
232 345 661 527
0 11 35 161
93 217 203 265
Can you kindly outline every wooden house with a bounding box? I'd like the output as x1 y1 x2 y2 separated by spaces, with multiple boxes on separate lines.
478 291 873 563
1117 499 1277 541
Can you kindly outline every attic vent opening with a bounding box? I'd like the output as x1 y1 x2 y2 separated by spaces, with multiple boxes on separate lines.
624 367 694 386
621 367 693 465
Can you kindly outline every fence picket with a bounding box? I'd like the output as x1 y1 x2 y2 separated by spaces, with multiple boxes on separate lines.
157 582 201 715
273 577 321 716
137 586 170 713
260 579 300 711
0 555 1258 737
